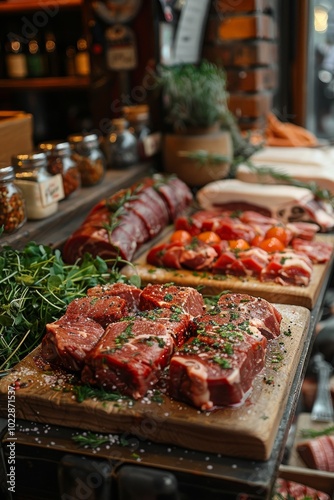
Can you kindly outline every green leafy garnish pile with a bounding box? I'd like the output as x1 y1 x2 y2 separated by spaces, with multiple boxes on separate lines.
0 241 139 371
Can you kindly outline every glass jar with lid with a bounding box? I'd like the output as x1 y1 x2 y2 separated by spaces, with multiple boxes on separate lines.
0 164 26 233
68 133 106 187
12 152 63 220
122 104 152 161
103 118 139 169
38 141 81 199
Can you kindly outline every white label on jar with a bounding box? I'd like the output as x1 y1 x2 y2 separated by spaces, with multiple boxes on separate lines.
15 174 64 219
143 132 162 157
40 174 64 204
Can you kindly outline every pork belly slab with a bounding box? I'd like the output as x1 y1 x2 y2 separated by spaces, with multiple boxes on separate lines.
169 293 282 410
81 318 174 399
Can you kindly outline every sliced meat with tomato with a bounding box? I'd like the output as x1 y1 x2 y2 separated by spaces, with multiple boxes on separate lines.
174 210 222 236
291 237 333 263
261 251 313 286
146 242 184 269
179 240 218 271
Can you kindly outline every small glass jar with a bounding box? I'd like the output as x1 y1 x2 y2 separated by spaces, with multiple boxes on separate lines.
103 118 139 169
122 104 152 161
12 152 63 220
68 133 106 187
38 141 81 199
0 164 26 233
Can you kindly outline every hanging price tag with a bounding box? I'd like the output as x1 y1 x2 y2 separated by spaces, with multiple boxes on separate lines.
105 24 138 71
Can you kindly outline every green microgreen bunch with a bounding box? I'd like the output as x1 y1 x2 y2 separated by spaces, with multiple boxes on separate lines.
0 241 139 371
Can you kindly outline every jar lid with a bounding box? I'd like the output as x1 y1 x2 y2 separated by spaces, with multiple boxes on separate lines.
0 165 15 181
122 104 149 121
68 133 99 148
111 118 127 132
11 152 47 169
38 141 71 156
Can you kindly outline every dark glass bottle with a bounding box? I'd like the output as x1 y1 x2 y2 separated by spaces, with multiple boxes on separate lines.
45 32 59 77
27 36 45 77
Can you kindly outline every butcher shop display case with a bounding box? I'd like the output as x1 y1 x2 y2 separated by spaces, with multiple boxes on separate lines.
0 163 333 500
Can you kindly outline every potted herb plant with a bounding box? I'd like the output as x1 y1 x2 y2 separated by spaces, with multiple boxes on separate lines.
158 60 234 187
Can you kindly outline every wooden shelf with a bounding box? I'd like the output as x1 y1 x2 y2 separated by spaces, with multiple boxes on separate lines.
0 0 82 13
0 75 111 91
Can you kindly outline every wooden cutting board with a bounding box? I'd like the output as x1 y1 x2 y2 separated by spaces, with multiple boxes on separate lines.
123 234 334 309
0 304 310 461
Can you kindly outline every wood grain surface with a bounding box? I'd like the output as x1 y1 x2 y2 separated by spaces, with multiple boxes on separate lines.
123 234 334 309
0 304 310 461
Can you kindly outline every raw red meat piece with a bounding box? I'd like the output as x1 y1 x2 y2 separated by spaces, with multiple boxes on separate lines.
139 284 205 317
41 315 105 371
129 187 170 238
86 283 142 313
297 435 334 472
169 318 267 410
135 306 191 347
154 175 193 220
287 221 320 240
291 238 333 263
65 295 128 328
168 292 280 410
238 247 270 274
274 477 330 500
62 222 139 264
62 175 193 265
81 318 174 399
217 293 282 340
174 210 220 236
205 217 256 243
179 240 218 270
261 251 313 286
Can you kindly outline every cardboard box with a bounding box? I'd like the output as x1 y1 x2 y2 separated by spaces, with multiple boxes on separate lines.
0 111 33 165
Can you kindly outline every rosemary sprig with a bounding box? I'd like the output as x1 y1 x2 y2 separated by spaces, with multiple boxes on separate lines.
72 384 131 404
300 426 334 438
72 432 111 449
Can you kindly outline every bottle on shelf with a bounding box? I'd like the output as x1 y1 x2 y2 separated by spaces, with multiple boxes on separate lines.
75 38 91 76
45 32 60 77
65 45 76 76
5 37 28 79
27 35 46 78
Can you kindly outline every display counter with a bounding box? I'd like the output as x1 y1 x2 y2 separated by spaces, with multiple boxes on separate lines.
0 164 333 499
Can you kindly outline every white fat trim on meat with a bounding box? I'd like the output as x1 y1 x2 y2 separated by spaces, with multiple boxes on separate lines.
173 357 212 410
279 256 313 273
197 179 315 210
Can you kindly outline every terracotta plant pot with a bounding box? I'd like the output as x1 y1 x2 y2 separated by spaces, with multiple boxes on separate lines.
163 128 233 187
